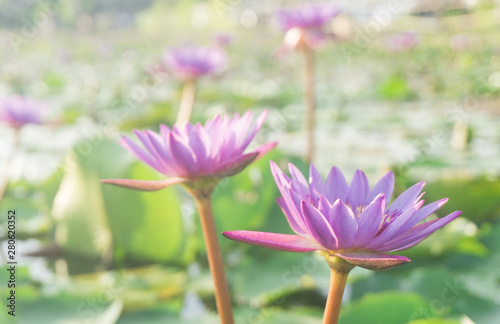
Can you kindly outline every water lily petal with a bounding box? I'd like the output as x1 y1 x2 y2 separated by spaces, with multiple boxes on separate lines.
379 211 462 252
400 198 449 232
325 166 348 202
301 201 338 250
330 199 358 249
289 163 309 197
120 135 163 173
386 181 425 215
277 197 308 236
309 164 326 201
368 200 424 247
211 152 258 177
335 251 410 271
354 194 385 247
168 132 199 175
101 177 187 191
253 141 278 160
222 231 321 252
367 171 394 206
346 169 369 211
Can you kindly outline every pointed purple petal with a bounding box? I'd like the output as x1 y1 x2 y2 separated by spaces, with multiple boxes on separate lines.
101 177 187 191
188 124 210 167
301 201 338 250
168 133 199 176
335 251 410 271
325 166 348 202
289 163 309 197
368 200 424 248
367 171 394 206
309 164 326 201
401 198 449 232
386 181 425 215
317 195 333 221
330 200 358 249
210 152 258 177
253 141 277 160
380 211 461 251
346 169 369 211
354 194 385 247
120 135 164 173
276 197 308 236
241 110 267 150
222 231 321 252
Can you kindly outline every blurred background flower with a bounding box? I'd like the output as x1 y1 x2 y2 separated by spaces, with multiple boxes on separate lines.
275 4 341 52
384 32 420 52
0 95 47 129
162 45 227 81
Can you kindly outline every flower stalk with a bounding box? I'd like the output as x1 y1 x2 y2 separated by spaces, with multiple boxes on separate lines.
302 44 315 164
176 79 197 125
322 255 354 324
190 187 234 324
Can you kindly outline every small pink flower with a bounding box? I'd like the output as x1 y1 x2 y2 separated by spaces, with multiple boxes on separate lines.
385 32 420 52
0 95 47 129
102 111 276 191
224 162 461 271
275 4 341 53
162 45 227 81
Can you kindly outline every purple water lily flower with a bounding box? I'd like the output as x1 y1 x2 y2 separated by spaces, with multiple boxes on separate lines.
275 4 341 53
162 45 227 81
223 162 461 271
0 95 46 129
102 111 276 191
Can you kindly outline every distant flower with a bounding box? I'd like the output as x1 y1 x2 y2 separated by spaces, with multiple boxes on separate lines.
102 111 276 191
449 34 469 52
213 33 233 47
275 4 340 52
0 95 46 129
224 162 461 271
162 45 227 81
385 32 420 52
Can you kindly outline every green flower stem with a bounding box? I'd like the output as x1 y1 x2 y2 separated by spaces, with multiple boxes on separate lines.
302 44 315 164
0 128 20 205
322 255 355 324
191 189 234 324
176 79 197 125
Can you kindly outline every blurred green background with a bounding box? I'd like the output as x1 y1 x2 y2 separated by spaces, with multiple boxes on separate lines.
0 0 500 323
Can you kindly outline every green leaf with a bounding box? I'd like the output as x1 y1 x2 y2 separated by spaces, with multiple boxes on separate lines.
211 149 282 233
378 74 416 101
52 150 111 259
339 291 428 324
408 319 460 324
51 138 191 266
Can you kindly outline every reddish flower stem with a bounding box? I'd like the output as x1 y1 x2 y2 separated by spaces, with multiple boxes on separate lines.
302 44 315 164
322 267 349 324
176 79 197 125
322 255 354 324
192 190 234 324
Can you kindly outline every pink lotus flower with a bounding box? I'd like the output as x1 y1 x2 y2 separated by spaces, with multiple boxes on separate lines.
275 4 341 52
102 111 276 191
0 95 46 129
223 162 461 271
162 45 227 81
